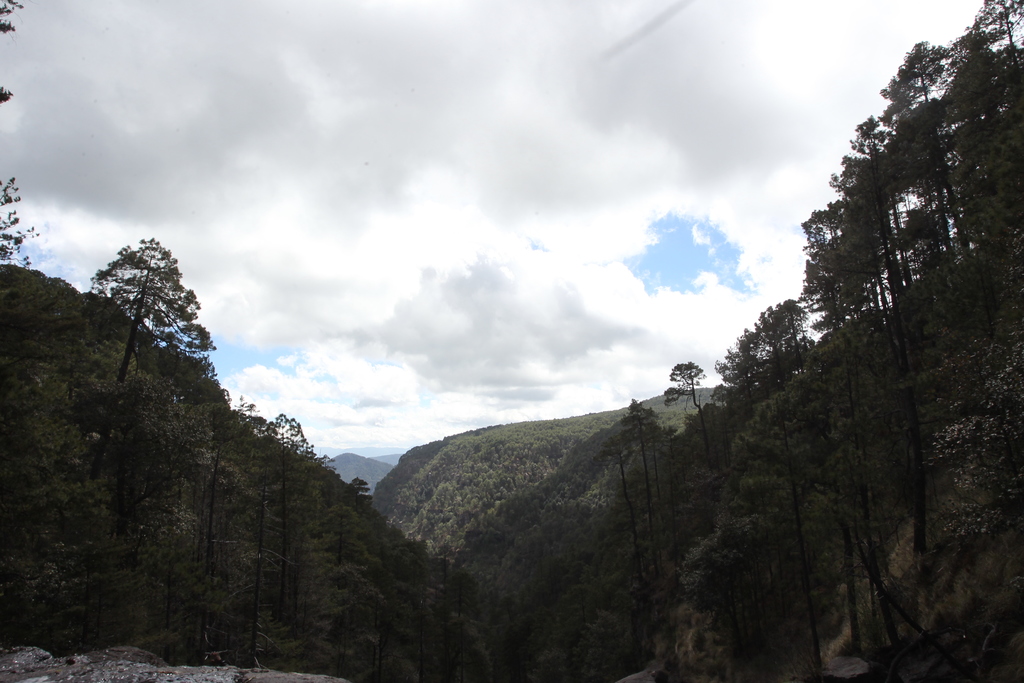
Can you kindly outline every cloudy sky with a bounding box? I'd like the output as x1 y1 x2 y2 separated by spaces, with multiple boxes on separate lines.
2 0 979 451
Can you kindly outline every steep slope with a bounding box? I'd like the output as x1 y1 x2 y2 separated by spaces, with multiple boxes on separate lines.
0 261 435 678
456 423 619 594
372 394 700 589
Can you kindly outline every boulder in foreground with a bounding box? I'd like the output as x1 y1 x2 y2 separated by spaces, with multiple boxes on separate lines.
0 646 352 683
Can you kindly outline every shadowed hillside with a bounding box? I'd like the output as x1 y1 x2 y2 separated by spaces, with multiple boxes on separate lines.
372 394 703 591
326 452 394 492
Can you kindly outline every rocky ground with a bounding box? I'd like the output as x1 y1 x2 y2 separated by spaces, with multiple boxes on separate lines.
0 646 352 683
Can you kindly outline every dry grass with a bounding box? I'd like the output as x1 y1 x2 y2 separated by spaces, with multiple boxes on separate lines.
915 533 1024 628
655 527 1024 682
657 603 834 683
990 630 1024 683
888 529 1024 681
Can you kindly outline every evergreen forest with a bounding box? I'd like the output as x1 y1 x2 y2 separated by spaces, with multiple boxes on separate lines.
3 1 1024 682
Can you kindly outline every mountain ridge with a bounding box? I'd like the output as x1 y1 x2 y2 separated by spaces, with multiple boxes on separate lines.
324 452 394 493
372 392 704 590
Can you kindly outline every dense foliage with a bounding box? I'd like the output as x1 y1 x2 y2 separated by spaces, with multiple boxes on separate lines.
0 246 481 683
373 398 693 560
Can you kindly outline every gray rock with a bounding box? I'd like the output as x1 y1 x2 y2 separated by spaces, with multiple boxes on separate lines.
82 646 170 667
614 674 656 683
823 656 876 682
244 674 355 683
613 668 672 683
0 648 55 673
0 647 352 683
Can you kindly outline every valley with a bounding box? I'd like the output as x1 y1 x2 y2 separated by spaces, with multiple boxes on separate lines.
3 2 1024 682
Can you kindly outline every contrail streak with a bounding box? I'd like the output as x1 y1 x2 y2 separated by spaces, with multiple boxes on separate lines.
601 0 700 61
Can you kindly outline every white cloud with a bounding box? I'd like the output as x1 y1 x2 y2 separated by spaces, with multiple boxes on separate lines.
2 0 982 447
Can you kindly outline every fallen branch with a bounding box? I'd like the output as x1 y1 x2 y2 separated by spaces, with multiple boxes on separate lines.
856 543 978 682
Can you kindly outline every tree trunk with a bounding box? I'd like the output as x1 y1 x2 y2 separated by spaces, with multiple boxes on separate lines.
778 409 821 669
617 451 644 577
841 522 862 652
866 136 928 555
117 283 148 383
791 479 822 671
637 427 659 578
250 476 268 668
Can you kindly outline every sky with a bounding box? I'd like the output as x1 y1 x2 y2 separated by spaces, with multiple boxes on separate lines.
2 0 981 451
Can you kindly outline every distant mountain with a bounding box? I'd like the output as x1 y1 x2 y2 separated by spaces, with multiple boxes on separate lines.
317 446 407 459
326 452 394 493
371 393 702 592
369 452 404 466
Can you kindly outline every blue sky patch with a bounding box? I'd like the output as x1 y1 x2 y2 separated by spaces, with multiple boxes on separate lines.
209 337 296 380
628 214 745 294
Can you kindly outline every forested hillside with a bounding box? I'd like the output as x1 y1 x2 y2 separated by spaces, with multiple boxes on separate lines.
372 396 700 593
0 245 476 682
374 398 694 548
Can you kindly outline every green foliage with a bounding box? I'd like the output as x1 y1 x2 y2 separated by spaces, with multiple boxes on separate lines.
0 1 21 35
0 251 444 683
680 515 758 617
0 178 33 265
92 239 213 384
376 405 658 555
371 393 698 682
